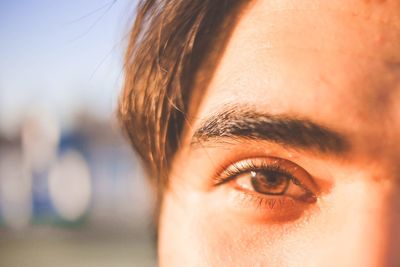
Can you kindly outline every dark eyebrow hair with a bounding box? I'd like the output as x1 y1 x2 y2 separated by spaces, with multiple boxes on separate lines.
191 107 350 154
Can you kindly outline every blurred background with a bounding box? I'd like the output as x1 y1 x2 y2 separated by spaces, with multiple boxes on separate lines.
0 1 156 266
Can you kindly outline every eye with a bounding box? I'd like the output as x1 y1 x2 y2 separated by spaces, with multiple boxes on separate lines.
216 157 318 203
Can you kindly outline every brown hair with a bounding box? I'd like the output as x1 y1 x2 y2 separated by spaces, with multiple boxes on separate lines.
118 0 247 199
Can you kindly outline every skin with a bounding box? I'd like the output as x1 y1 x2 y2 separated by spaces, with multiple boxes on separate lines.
159 0 400 266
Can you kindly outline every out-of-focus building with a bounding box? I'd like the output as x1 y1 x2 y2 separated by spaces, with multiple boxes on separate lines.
0 0 156 265
0 109 156 266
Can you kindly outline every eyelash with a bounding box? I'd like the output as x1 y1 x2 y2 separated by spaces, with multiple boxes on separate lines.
215 159 296 186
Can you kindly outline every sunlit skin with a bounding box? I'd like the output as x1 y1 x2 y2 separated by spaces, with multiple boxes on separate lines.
159 0 400 266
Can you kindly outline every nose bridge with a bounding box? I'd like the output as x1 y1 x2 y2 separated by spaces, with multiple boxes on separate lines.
383 186 400 267
380 151 400 183
357 138 400 184
346 165 400 267
363 177 400 267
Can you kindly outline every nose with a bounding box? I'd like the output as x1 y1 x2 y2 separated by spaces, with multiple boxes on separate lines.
334 178 400 267
384 188 400 267
364 181 400 267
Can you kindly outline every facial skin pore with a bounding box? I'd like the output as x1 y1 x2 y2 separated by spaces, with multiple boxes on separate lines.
159 0 400 266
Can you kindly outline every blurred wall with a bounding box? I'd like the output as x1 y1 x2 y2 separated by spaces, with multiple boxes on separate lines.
0 1 156 266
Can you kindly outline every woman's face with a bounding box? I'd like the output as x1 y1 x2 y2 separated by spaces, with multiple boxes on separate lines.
159 0 400 266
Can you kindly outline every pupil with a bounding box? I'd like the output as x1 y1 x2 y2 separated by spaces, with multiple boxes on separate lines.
265 173 280 185
251 170 289 195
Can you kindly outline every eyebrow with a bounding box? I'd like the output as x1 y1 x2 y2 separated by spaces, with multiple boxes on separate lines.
191 107 350 155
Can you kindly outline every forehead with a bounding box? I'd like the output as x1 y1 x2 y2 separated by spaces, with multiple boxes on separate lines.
191 0 400 155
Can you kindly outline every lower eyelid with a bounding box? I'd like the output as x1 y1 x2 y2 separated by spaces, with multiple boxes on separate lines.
225 189 317 224
234 189 308 209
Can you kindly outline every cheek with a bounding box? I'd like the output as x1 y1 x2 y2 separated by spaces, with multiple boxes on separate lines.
158 190 239 266
158 188 317 266
158 176 393 267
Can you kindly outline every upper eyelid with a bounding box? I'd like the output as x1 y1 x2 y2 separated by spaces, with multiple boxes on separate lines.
224 163 295 182
219 158 294 178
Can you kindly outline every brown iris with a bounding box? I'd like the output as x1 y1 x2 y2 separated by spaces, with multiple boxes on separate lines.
250 170 290 195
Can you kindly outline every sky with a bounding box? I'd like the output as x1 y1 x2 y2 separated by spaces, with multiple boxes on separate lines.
0 0 136 135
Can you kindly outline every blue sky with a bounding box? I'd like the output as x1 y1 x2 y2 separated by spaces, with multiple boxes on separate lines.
0 0 136 134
